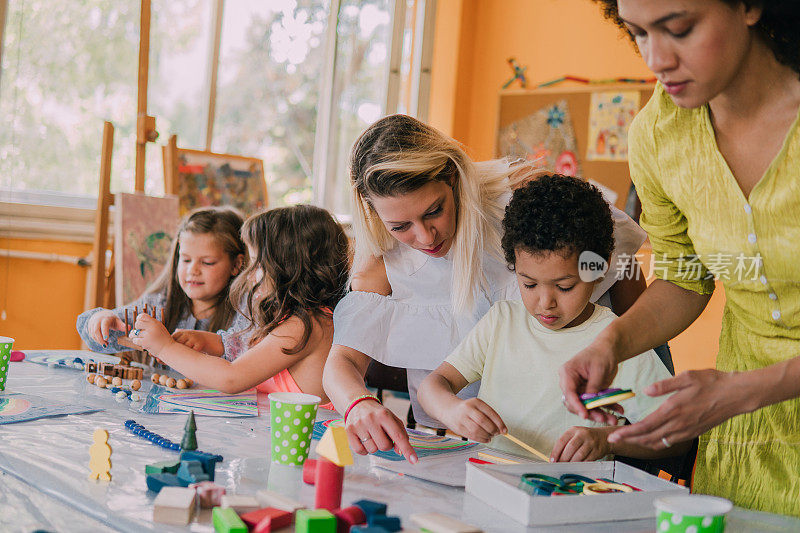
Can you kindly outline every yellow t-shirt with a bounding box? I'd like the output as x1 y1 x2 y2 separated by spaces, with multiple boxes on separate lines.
629 83 800 515
444 301 671 458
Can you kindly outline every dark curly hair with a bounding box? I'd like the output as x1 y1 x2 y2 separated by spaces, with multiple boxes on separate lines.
230 205 350 355
592 0 800 76
501 174 614 268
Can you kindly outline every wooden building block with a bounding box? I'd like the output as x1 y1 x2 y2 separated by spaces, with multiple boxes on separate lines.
295 509 336 533
153 486 196 525
220 493 260 514
409 513 482 533
352 500 387 520
368 515 401 532
145 460 180 475
256 489 305 512
315 426 353 466
177 460 209 485
313 458 343 512
212 506 248 533
190 481 226 508
146 473 184 493
240 507 293 530
333 506 367 533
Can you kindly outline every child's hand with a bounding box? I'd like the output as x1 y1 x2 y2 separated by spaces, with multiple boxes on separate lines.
172 329 224 355
131 313 173 354
443 398 507 443
87 310 126 346
550 426 611 462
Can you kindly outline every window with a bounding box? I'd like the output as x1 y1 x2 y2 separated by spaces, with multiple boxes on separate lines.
0 0 434 216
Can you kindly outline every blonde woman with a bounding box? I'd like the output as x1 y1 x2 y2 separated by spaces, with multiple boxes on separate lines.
322 114 649 461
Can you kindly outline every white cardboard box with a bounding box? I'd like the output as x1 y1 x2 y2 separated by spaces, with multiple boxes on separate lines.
465 460 688 526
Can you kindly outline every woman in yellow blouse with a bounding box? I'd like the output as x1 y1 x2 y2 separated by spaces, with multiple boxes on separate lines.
559 0 800 515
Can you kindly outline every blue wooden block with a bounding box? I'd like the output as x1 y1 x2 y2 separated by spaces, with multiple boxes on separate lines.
177 460 209 485
368 515 401 532
352 500 387 520
350 527 391 533
180 450 223 481
146 473 184 493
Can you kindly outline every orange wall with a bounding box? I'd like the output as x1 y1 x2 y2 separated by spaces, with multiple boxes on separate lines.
431 0 652 156
0 237 91 350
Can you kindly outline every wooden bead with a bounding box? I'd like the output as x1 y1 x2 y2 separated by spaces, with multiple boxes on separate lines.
185 379 194 388
166 378 177 388
87 373 96 384
151 373 160 384
111 377 122 386
95 376 107 388
159 374 169 386
131 379 141 391
176 379 188 389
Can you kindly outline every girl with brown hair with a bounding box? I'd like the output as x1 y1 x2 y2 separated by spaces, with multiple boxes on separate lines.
131 205 349 404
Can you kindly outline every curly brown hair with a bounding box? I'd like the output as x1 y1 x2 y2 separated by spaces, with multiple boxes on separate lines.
230 205 350 355
592 0 800 76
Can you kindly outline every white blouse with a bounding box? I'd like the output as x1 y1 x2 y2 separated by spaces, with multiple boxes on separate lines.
333 205 646 425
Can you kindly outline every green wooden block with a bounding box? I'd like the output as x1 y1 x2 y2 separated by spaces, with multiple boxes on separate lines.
145 460 181 475
296 509 337 533
212 506 247 533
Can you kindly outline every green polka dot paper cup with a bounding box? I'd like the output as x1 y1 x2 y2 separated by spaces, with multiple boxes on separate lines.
655 495 733 533
0 337 14 391
268 392 320 466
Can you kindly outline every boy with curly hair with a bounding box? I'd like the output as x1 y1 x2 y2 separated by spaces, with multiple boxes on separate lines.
418 174 689 462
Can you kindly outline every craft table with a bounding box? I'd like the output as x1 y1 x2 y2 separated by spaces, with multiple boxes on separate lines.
1 359 799 533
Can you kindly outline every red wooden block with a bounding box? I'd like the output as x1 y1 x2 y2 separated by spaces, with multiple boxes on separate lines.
333 506 367 533
303 458 318 485
314 457 344 512
241 507 292 531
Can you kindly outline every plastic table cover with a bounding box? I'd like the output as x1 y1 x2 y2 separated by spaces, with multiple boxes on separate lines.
1 359 800 533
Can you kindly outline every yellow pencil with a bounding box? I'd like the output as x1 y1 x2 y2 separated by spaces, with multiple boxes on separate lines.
503 433 550 462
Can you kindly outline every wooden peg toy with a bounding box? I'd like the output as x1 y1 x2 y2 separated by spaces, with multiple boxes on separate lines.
88 428 112 481
181 410 198 451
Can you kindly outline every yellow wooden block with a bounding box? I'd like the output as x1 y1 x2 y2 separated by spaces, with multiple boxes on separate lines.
315 426 353 466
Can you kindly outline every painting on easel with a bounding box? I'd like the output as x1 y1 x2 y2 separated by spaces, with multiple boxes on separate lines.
174 149 266 216
114 193 179 305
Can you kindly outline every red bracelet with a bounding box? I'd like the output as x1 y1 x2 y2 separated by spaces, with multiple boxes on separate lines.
344 394 380 423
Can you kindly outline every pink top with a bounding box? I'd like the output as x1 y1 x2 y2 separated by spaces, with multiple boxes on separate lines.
257 368 334 410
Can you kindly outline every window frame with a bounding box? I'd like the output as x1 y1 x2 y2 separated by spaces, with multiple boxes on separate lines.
0 0 434 241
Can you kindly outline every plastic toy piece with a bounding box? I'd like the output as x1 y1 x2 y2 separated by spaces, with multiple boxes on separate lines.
212 506 248 533
580 388 635 410
333 506 367 533
88 428 112 481
315 426 353 467
181 450 223 481
177 460 209 485
153 486 197 525
220 494 260 514
181 410 198 450
314 457 344 511
256 489 306 513
145 460 181 475
368 515 401 532
240 506 293 530
146 473 184 493
295 509 337 533
352 500 387 521
190 481 227 508
409 513 483 533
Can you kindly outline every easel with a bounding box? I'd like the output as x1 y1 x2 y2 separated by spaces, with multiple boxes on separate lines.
89 0 159 309
88 0 160 366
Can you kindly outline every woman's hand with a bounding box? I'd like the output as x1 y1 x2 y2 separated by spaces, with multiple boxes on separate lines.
551 426 611 462
172 329 224 355
608 369 745 449
439 398 507 444
559 334 624 425
87 310 126 347
131 313 174 354
344 399 418 464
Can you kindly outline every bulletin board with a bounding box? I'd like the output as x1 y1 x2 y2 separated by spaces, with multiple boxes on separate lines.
495 83 655 210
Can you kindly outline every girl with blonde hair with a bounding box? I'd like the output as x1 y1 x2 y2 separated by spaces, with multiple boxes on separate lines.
323 114 649 461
